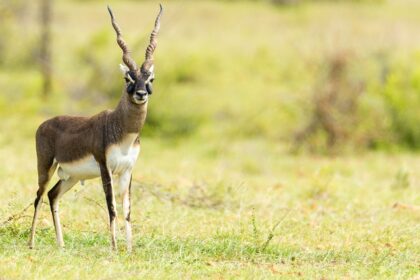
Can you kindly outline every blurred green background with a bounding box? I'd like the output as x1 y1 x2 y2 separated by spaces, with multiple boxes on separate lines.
1 1 420 278
1 0 419 153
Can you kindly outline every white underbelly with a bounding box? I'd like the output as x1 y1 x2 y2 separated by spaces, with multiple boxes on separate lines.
57 155 100 180
56 134 140 181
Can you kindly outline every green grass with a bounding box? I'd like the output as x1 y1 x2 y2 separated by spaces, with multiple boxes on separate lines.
0 135 419 279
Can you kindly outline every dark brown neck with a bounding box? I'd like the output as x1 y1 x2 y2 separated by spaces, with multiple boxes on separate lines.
111 93 148 135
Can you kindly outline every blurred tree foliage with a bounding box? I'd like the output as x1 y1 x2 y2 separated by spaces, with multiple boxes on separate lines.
229 0 383 3
269 0 384 4
75 29 121 100
39 0 53 97
0 0 37 68
0 0 417 153
0 1 24 64
382 55 420 150
294 52 365 153
293 48 420 153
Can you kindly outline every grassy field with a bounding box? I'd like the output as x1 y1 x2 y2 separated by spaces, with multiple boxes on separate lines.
0 0 420 279
1 136 419 278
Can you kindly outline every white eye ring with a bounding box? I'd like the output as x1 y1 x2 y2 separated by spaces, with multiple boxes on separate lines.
146 73 155 83
125 74 135 84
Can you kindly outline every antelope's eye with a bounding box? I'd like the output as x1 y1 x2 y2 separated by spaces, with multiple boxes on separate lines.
127 83 135 94
146 82 153 95
124 77 130 83
150 78 155 83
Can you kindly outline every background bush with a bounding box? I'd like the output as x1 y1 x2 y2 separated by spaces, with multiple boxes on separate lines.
0 0 418 152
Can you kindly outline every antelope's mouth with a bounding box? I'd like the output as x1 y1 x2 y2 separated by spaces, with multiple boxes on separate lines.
133 96 148 104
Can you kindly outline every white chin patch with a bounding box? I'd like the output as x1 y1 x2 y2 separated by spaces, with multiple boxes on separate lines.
133 98 147 105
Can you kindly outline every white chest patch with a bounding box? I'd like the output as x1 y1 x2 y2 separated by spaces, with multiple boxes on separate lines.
106 133 140 176
57 133 140 181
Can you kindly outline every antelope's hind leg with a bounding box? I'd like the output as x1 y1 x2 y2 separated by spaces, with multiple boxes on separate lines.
29 160 57 249
48 178 77 248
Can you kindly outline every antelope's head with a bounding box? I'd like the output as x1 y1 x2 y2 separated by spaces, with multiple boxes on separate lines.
108 4 163 105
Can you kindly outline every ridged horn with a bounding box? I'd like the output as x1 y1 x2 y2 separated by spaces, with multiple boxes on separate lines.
107 6 138 73
145 4 163 62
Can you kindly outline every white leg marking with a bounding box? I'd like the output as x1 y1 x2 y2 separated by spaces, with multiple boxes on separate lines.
110 218 117 250
119 172 132 252
51 178 77 248
103 167 118 250
29 196 43 249
29 161 57 249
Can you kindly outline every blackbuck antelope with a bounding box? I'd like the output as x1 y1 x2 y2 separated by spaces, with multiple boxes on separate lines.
29 5 163 251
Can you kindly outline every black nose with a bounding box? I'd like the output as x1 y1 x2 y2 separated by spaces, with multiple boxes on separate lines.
135 91 147 99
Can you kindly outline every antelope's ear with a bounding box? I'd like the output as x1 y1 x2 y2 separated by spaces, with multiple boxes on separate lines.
119 64 130 75
120 64 135 83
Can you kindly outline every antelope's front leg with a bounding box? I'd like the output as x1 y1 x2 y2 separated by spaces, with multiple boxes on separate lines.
119 172 132 252
100 165 118 250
